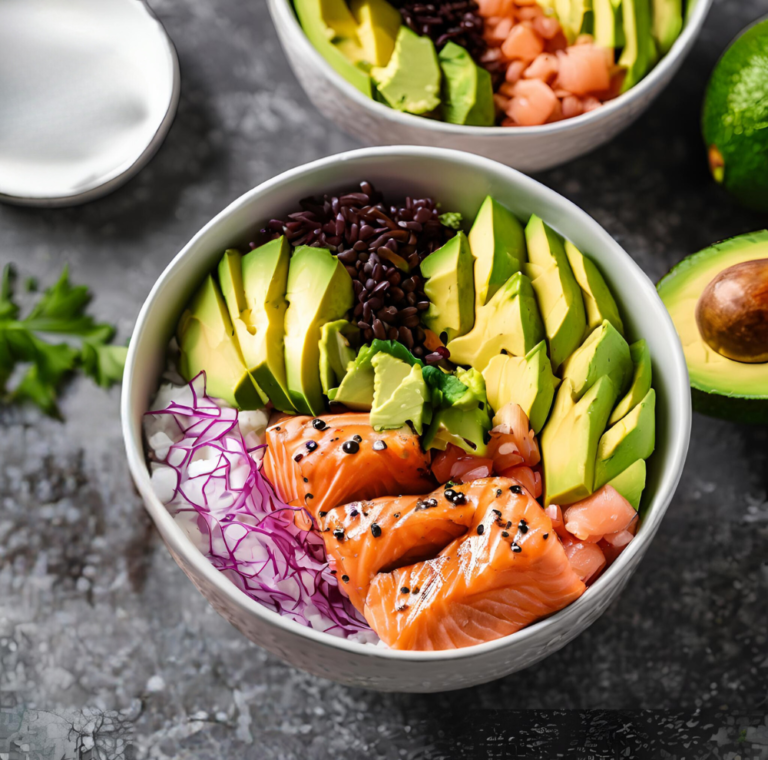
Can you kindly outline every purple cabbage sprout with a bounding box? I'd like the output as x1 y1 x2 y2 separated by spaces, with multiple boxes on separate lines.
144 373 372 640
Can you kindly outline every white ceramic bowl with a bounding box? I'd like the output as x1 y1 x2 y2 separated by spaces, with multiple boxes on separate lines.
266 0 712 172
122 146 691 692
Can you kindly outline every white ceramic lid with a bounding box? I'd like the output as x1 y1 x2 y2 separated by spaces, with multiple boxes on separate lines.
0 0 180 206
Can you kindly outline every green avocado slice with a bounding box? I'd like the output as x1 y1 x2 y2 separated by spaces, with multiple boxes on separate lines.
609 339 652 425
607 458 646 510
319 319 358 395
370 352 430 433
618 0 653 92
594 388 656 489
438 42 495 126
651 0 682 55
284 246 354 415
177 275 264 410
446 272 545 371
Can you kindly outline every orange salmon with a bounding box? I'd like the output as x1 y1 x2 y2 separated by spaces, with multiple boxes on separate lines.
263 413 434 518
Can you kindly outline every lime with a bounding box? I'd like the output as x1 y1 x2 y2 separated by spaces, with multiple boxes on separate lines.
702 18 768 212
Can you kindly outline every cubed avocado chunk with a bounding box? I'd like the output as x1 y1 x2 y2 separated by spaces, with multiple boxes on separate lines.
371 352 430 433
420 231 475 343
446 272 545 371
541 375 619 506
235 237 296 413
468 196 525 306
438 42 495 126
423 367 492 456
609 339 652 425
319 319 358 395
371 27 441 114
482 340 557 433
651 0 682 55
560 320 633 401
607 458 647 511
284 246 354 415
294 0 372 96
619 0 653 92
594 388 656 489
178 275 264 410
350 0 401 67
525 216 586 371
564 240 624 338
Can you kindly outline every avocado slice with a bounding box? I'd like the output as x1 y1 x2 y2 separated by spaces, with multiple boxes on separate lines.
609 339 652 425
525 216 587 371
370 352 430 433
178 275 264 409
556 0 592 41
438 42 495 127
593 0 619 47
565 241 624 338
482 341 557 433
560 320 633 402
658 232 768 423
350 0 401 67
468 196 526 307
618 0 652 92
541 375 619 506
423 367 492 457
607 458 646 511
446 272 545 371
294 0 372 96
421 231 475 343
651 0 681 55
371 26 441 114
594 388 656 489
319 319 358 395
284 246 354 415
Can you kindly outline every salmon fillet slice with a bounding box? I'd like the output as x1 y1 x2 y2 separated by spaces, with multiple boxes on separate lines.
262 413 434 519
364 479 587 650
319 481 505 613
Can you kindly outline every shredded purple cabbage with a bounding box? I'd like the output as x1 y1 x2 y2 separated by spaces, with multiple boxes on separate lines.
144 373 371 639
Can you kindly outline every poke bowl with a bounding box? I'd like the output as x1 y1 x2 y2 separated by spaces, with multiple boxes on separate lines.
121 146 691 691
266 0 712 172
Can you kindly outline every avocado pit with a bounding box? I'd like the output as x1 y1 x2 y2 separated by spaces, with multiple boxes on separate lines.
695 259 768 363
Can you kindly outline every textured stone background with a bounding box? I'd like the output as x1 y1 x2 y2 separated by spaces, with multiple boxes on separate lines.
1 0 767 757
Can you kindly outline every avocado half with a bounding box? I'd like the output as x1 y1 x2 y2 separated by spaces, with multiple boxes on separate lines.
657 231 768 423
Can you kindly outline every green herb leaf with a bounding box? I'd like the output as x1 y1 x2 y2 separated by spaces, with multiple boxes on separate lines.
422 365 468 407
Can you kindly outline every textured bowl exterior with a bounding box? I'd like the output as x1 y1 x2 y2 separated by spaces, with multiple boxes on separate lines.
122 147 691 692
266 0 711 173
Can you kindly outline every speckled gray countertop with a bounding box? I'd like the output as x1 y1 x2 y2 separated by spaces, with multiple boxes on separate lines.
1 0 767 757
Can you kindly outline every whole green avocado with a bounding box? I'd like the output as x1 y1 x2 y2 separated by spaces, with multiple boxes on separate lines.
702 19 768 212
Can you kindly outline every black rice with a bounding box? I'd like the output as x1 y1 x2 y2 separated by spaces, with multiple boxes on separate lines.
261 181 454 358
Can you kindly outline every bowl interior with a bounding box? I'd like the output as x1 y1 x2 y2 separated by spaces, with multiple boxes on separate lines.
122 146 691 661
268 0 713 137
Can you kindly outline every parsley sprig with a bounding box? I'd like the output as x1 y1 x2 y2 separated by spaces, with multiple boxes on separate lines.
0 264 127 417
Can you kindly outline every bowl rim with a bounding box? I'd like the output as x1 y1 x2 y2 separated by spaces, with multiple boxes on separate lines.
266 0 713 137
121 145 692 662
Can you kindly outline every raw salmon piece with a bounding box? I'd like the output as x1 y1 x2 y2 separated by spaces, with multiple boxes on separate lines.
320 481 496 612
507 79 558 126
599 517 637 563
545 503 569 539
582 96 602 112
431 444 494 484
477 0 514 16
494 93 512 114
488 16 514 45
364 478 586 650
524 52 560 84
544 29 569 52
499 465 542 499
561 534 606 583
488 403 541 470
561 95 584 118
546 98 564 122
533 13 562 40
556 45 611 96
562 485 638 542
501 23 545 62
517 3 544 20
263 413 434 518
506 60 528 84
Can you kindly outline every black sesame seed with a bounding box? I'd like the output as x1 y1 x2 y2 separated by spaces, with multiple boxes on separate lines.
343 440 360 454
502 531 510 538
518 519 528 533
412 586 420 594
349 508 359 517
306 440 318 452
371 523 382 538
352 434 363 443
496 489 502 497
333 528 345 540
275 426 281 431
453 492 466 505
373 440 387 451
393 512 400 518
293 453 304 462
511 542 522 553
342 574 350 583
401 587 410 594
305 493 314 500
543 533 549 540
509 485 523 494
506 520 512 529
476 524 485 535
319 511 328 518
444 489 458 502
427 498 438 508
303 477 309 483
312 418 327 430
492 509 502 518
